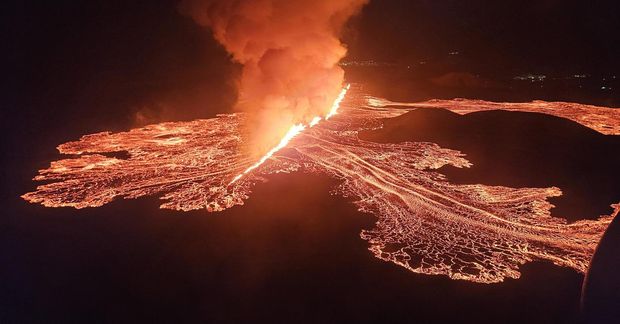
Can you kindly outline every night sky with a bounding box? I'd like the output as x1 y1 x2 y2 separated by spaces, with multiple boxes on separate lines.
347 0 620 75
5 1 620 121
3 0 619 133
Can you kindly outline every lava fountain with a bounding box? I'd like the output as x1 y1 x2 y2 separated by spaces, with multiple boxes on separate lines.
23 84 620 283
230 84 350 184
180 0 367 157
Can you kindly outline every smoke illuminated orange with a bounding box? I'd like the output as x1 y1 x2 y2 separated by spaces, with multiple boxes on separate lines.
230 84 350 184
181 0 367 154
22 84 620 283
230 123 306 184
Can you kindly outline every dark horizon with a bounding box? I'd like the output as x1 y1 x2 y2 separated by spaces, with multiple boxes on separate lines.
4 0 620 123
347 1 620 74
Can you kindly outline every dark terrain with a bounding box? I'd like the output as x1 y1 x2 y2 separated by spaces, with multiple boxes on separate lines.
360 108 620 221
3 105 618 323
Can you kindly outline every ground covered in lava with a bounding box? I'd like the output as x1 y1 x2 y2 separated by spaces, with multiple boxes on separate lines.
21 87 620 285
5 87 620 322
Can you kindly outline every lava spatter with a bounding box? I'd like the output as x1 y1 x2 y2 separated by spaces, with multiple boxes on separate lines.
23 84 620 283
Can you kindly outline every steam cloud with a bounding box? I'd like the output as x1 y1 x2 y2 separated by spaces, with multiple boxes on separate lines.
180 0 367 154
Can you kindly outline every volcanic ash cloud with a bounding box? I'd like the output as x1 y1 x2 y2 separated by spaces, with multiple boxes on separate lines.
179 0 368 155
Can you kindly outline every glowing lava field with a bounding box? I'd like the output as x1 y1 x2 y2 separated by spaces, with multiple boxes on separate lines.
23 85 620 283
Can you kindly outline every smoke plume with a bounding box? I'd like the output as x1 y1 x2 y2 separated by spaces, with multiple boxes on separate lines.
179 0 367 154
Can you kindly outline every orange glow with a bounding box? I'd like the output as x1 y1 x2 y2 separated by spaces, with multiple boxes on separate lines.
22 84 619 283
230 84 350 184
309 116 322 127
181 0 367 161
230 123 306 184
326 83 350 120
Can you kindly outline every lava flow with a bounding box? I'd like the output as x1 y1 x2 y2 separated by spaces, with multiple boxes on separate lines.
23 84 620 283
229 123 306 185
230 84 350 184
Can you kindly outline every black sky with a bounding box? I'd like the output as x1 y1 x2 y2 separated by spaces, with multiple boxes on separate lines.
5 0 620 90
346 0 620 75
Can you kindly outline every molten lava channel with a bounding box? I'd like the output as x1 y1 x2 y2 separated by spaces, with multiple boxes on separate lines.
23 84 620 283
230 84 350 184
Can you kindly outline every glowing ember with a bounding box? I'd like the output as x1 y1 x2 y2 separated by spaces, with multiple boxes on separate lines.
230 123 306 184
326 83 350 120
309 116 322 127
230 84 350 184
23 84 620 283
